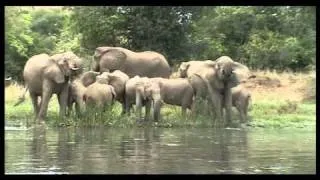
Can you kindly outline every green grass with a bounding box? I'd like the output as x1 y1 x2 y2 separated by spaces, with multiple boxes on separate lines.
5 95 315 129
248 100 315 129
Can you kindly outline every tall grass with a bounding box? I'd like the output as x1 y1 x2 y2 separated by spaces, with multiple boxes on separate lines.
5 70 316 128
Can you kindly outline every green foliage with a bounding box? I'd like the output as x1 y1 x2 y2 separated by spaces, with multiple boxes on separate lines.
5 6 316 81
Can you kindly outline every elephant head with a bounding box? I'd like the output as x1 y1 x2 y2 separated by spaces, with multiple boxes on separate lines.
214 56 250 88
144 82 162 122
177 62 190 78
49 52 83 78
93 47 127 72
81 71 100 87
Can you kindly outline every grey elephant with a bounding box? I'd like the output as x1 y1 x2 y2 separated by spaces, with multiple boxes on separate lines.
229 85 252 124
82 75 116 110
183 56 251 127
125 76 161 122
178 60 216 111
96 70 130 114
14 52 82 125
148 77 195 121
67 71 100 116
92 46 171 78
178 60 215 78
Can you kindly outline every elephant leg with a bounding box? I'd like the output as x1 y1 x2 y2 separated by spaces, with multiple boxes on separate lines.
57 85 69 120
181 106 187 119
37 82 53 124
208 90 222 123
224 89 233 127
236 103 247 124
244 107 249 123
135 91 144 122
145 100 151 122
189 100 196 118
74 103 80 117
239 109 246 124
121 102 126 115
125 97 131 115
29 92 40 121
66 100 73 117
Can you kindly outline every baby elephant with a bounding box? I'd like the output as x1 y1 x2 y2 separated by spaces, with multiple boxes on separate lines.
230 85 252 124
68 71 100 116
83 75 116 110
96 70 130 114
125 76 159 121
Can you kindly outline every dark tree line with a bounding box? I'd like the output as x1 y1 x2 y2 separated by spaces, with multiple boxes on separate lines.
5 6 316 81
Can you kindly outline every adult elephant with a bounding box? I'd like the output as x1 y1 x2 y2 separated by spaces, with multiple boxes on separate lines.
186 56 251 127
92 46 171 78
14 52 83 125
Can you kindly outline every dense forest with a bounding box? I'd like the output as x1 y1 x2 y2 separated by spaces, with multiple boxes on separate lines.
5 6 316 82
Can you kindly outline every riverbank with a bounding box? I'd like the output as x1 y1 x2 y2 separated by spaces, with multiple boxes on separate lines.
5 70 316 129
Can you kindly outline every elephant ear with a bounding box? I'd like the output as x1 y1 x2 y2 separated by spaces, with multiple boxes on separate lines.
94 47 112 59
232 62 251 83
44 64 66 84
81 71 100 87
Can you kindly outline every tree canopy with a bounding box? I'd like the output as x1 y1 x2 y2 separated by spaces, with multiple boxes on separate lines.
5 6 316 81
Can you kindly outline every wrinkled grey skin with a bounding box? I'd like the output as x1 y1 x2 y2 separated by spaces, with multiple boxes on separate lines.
67 71 100 116
125 76 161 122
178 56 251 127
92 46 171 78
96 70 130 114
148 77 195 121
82 78 116 110
15 52 82 125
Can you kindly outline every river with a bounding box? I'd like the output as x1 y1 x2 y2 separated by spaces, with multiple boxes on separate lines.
5 126 315 174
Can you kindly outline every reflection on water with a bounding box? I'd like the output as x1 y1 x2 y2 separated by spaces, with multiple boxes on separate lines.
5 126 315 174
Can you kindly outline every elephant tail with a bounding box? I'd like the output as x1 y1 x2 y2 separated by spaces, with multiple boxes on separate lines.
14 86 28 106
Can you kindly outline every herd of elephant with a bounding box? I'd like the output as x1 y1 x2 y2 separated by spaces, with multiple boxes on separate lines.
13 46 254 128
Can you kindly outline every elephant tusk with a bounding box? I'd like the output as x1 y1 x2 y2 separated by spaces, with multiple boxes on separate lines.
71 67 80 71
5 77 12 80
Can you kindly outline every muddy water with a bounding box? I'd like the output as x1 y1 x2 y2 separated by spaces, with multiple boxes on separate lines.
5 127 315 174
